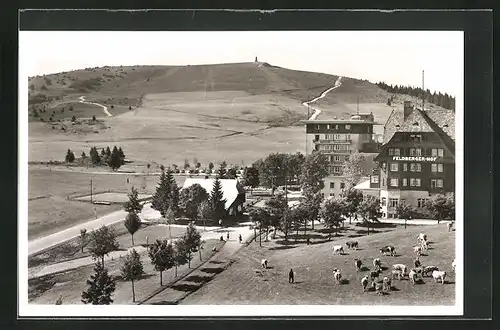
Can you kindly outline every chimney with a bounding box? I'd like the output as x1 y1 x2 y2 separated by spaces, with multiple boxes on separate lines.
404 101 413 120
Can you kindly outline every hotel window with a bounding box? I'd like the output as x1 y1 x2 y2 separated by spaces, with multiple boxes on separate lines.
316 124 320 130
389 198 399 208
334 134 342 140
410 148 416 156
394 148 401 156
431 148 437 157
327 124 330 129
315 135 320 141
330 182 335 189
335 125 339 129
390 178 399 187
381 197 387 206
438 164 443 172
410 178 421 187
329 192 335 197
345 124 351 130
328 155 332 162
333 166 342 174
415 163 421 172
416 178 421 187
340 182 345 189
402 178 408 186
382 178 386 186
346 134 351 140
333 155 340 162
388 148 394 156
415 148 422 156
370 176 379 183
403 163 408 172
437 179 443 188
390 163 399 172
438 148 444 157
410 163 416 172
417 198 428 208
431 164 437 172
325 134 334 140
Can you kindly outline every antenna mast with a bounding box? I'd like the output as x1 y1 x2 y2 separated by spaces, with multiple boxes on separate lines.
357 95 359 115
422 70 425 111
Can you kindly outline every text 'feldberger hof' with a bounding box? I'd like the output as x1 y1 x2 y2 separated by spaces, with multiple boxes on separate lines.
392 156 438 162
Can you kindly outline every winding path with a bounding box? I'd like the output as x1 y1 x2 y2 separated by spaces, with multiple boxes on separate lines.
79 96 112 117
302 76 343 120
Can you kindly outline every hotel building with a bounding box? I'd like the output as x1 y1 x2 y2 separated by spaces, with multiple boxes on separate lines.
301 113 380 199
365 101 455 218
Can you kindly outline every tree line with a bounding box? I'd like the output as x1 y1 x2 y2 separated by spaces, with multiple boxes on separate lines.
376 81 455 110
64 145 125 170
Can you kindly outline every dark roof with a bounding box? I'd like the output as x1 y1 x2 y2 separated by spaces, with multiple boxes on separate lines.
381 107 455 158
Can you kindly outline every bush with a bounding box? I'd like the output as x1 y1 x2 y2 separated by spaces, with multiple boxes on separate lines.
71 115 76 122
41 85 48 91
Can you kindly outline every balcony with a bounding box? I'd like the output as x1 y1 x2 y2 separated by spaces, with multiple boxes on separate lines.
313 139 352 144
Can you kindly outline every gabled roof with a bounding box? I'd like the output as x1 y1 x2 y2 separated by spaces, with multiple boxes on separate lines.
182 178 244 210
424 109 455 141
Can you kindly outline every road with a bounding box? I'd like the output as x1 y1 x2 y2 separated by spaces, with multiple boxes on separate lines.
79 96 112 117
28 223 255 280
28 203 161 256
302 76 343 120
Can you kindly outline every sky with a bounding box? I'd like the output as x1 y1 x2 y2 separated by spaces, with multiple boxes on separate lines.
19 31 463 96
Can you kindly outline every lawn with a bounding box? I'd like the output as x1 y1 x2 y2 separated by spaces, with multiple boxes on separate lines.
28 238 225 305
27 167 186 240
181 223 456 305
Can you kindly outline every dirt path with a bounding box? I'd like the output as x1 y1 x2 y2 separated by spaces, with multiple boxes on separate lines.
79 96 112 117
303 76 343 120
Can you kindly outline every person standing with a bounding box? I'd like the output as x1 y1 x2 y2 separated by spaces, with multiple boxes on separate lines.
239 234 243 244
227 232 230 241
289 269 294 284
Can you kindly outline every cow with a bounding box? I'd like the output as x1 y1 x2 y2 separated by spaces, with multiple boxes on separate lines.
392 264 407 275
423 266 439 277
382 276 392 291
345 241 359 250
361 275 369 292
372 281 384 295
452 259 456 272
333 269 342 285
373 258 382 270
354 258 362 272
420 239 430 251
409 269 418 284
380 245 396 256
261 259 268 269
432 270 447 284
417 233 427 243
391 269 404 280
370 269 381 281
411 267 423 276
447 221 454 232
333 245 344 255
413 246 422 256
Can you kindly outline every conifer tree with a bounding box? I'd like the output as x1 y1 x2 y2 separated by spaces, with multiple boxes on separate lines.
81 262 116 305
124 212 141 246
209 177 227 224
123 186 143 214
65 149 75 163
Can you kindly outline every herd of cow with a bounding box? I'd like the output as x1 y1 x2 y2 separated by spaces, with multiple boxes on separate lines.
261 229 455 296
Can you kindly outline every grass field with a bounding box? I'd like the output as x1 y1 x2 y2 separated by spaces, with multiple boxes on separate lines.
181 224 455 305
27 167 187 240
28 238 225 305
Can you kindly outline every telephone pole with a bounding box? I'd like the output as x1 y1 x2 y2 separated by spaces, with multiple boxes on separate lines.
90 179 93 203
422 70 425 110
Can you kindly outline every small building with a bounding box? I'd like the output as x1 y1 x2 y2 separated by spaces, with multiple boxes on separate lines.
182 178 246 217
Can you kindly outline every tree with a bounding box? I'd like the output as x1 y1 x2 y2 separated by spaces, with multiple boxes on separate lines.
396 202 417 229
301 190 323 230
341 150 367 189
256 153 289 195
90 146 101 165
216 163 227 179
88 226 120 267
265 193 287 228
124 212 141 246
81 261 116 305
208 177 227 225
426 194 455 224
180 183 209 221
249 207 270 247
358 196 382 234
173 237 190 277
183 222 202 267
78 228 88 253
71 115 76 122
65 149 75 163
279 207 295 243
81 151 87 159
123 186 144 214
242 166 260 194
151 168 177 217
208 162 215 173
321 198 345 240
146 163 151 174
184 159 190 170
55 296 63 305
108 146 122 171
341 188 364 224
287 152 305 185
105 146 112 158
148 239 175 286
120 249 144 302
118 147 125 164
92 115 96 121
195 161 201 169
29 83 35 91
226 166 238 179
197 200 213 230
300 152 329 196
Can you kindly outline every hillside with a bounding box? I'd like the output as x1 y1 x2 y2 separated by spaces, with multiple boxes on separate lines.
27 62 398 166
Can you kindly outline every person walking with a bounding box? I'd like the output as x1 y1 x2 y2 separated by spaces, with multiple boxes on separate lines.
226 232 230 241
239 234 243 244
288 269 295 284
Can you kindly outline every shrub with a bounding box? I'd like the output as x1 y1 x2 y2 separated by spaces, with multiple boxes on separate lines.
71 115 76 122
